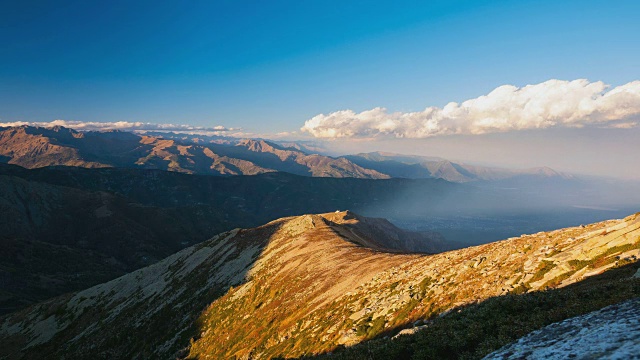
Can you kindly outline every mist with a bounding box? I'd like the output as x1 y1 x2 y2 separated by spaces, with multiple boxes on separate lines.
350 174 640 248
311 126 640 180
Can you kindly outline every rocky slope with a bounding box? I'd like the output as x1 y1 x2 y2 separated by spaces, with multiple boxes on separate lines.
0 126 110 169
1 211 638 359
232 139 389 178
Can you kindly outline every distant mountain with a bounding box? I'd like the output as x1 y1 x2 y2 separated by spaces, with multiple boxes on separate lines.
0 126 388 179
134 136 275 175
140 132 331 155
136 131 238 145
0 125 113 169
228 139 389 178
273 140 329 155
1 125 577 182
344 151 573 183
2 211 638 359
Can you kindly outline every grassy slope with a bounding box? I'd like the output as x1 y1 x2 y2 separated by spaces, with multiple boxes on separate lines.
188 213 640 359
309 263 640 360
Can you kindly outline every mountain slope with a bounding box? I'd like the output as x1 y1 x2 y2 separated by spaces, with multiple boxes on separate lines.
0 211 438 359
208 139 389 178
1 211 638 359
0 126 110 169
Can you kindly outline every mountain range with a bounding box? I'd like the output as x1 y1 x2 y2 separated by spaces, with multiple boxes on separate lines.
0 126 387 178
0 125 572 183
1 210 638 359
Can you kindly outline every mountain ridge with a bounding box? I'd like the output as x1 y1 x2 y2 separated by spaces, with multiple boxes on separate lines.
2 210 638 359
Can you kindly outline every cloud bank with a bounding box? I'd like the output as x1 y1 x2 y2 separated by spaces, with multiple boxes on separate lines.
301 79 640 138
0 120 236 134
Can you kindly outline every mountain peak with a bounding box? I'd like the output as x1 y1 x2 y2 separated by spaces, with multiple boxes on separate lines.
237 138 285 152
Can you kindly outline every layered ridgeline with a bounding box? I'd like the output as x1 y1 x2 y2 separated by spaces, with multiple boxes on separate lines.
0 126 387 178
0 125 577 182
1 211 639 359
343 151 573 183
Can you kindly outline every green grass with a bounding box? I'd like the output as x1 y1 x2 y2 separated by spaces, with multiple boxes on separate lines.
529 260 556 283
542 270 578 288
567 238 640 272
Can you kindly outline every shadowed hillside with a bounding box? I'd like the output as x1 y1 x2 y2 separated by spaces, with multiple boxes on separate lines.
0 174 235 314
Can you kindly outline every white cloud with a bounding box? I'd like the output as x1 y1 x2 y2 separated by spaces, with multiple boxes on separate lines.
0 120 236 133
607 121 638 129
0 121 29 127
301 79 640 138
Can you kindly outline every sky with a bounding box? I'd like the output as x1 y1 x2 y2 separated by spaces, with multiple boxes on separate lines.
1 1 640 178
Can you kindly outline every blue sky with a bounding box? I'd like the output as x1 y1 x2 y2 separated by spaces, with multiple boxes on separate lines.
2 0 639 132
2 1 640 178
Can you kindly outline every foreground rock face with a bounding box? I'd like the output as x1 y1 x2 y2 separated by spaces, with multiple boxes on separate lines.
1 211 639 359
485 297 640 360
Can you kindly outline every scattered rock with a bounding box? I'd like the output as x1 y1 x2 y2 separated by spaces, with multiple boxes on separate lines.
392 325 429 339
